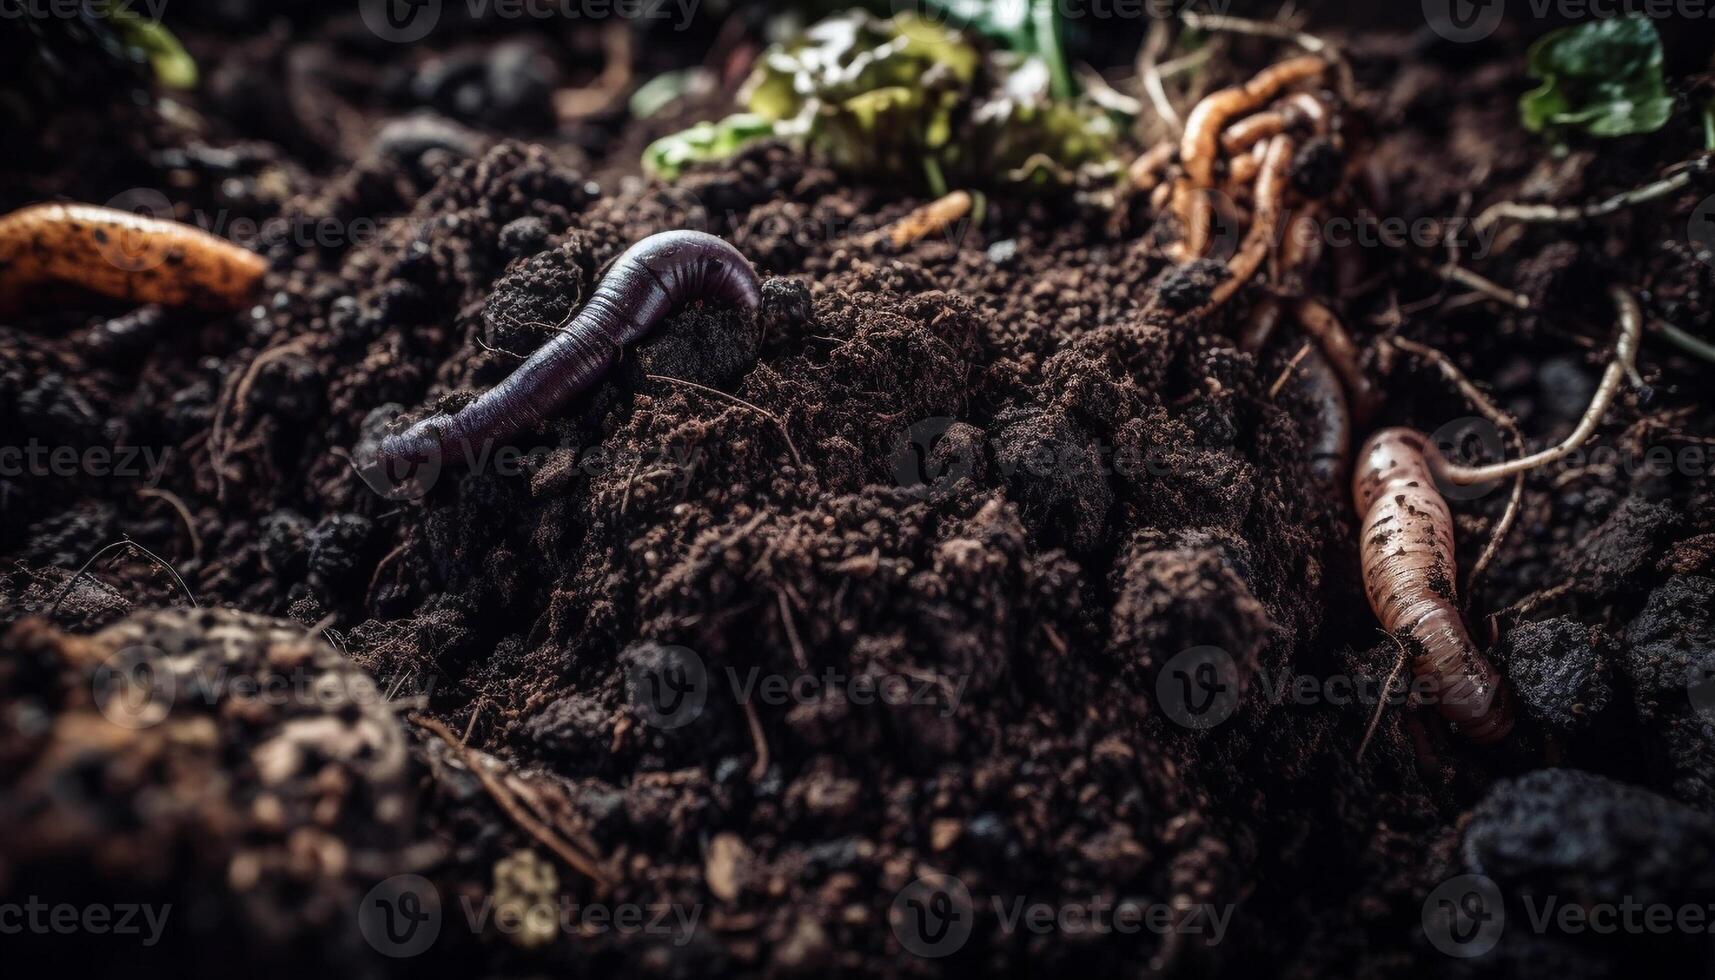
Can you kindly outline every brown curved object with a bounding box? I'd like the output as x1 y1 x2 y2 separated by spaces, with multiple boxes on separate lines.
1353 428 1516 745
1181 55 1327 188
0 203 267 314
1293 298 1378 425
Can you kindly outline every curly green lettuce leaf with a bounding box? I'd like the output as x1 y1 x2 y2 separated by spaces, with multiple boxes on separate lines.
1520 14 1672 139
643 113 778 179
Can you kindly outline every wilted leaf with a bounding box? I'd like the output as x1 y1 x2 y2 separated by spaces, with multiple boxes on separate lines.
1520 15 1673 139
642 113 778 179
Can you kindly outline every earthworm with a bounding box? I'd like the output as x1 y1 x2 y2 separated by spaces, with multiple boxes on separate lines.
0 203 266 313
1170 179 1214 260
1292 298 1378 424
1127 142 1176 192
376 230 761 468
1349 288 1645 745
1192 134 1296 315
1181 55 1326 188
887 190 974 249
1275 205 1324 294
1227 149 1263 188
1353 428 1515 744
1221 112 1289 157
1240 298 1348 489
1293 341 1351 488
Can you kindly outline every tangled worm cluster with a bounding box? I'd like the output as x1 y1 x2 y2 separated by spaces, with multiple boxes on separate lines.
1134 51 1646 746
1134 53 1367 490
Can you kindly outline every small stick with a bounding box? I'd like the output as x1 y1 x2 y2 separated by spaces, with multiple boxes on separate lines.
366 540 411 607
774 588 810 671
1139 18 1183 134
1180 10 1354 100
411 714 616 890
646 373 805 470
1653 318 1715 365
1432 263 1532 310
1356 632 1412 762
137 487 202 559
1439 287 1642 485
1473 164 1702 232
1268 341 1313 398
47 537 198 615
740 697 769 782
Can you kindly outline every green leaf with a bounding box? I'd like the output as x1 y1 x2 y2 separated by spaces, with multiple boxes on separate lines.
642 114 779 179
109 11 197 90
963 56 1118 182
1519 14 1673 139
642 9 1116 193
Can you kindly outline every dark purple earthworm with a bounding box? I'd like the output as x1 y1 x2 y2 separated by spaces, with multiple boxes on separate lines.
377 230 761 467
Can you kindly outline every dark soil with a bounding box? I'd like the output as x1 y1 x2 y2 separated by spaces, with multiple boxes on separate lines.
3 6 1715 979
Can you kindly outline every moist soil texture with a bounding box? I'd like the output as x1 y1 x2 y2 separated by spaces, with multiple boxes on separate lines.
3 5 1715 979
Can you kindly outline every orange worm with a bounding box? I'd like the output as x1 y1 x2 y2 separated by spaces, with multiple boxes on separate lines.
1293 297 1378 425
1128 142 1177 192
1227 150 1263 188
1241 298 1349 490
1181 55 1327 188
1281 92 1331 134
1221 111 1289 156
1353 429 1516 745
1192 134 1296 315
1239 296 1284 352
887 190 974 249
1292 341 1351 489
1170 178 1215 260
1222 92 1334 158
0 203 266 314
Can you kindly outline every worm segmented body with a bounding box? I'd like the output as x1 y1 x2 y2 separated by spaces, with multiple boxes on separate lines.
1354 429 1515 745
377 230 760 468
0 203 266 313
1180 55 1326 188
